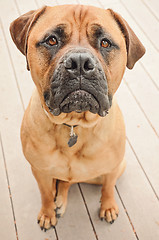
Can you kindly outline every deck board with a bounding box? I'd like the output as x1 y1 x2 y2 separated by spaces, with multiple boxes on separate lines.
0 0 159 239
124 64 159 136
79 183 137 240
0 0 34 108
121 0 159 51
117 142 159 240
117 82 159 197
56 184 97 240
0 142 17 240
15 0 37 14
142 0 159 20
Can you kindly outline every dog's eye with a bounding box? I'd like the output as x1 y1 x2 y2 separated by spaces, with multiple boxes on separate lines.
101 39 111 48
47 36 58 46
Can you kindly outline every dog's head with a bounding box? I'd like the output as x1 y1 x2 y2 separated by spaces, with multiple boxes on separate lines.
10 5 145 123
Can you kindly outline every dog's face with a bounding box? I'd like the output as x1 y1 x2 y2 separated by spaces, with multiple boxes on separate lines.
10 5 145 119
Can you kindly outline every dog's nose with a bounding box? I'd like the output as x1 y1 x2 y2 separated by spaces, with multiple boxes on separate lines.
64 52 95 74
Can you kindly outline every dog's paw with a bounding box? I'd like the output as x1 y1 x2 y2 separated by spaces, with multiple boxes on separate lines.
55 195 67 218
37 208 57 231
99 198 119 224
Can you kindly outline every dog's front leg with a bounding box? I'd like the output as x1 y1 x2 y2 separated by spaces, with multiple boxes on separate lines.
100 170 119 224
55 180 71 218
31 167 57 231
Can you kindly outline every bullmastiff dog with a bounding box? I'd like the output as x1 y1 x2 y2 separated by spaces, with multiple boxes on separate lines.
10 4 145 231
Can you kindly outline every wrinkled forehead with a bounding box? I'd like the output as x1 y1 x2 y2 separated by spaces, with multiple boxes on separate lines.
29 5 123 44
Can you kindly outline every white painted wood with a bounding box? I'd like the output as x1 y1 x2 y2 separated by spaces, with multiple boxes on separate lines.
56 184 97 240
98 0 121 9
142 0 159 20
0 0 34 109
80 183 137 240
124 64 159 136
15 0 37 13
78 0 100 7
37 0 59 7
0 144 17 240
56 0 79 5
116 82 159 197
117 142 159 239
121 0 159 51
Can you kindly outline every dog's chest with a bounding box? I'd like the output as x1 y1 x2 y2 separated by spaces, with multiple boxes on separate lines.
45 150 107 182
39 136 114 183
29 116 119 182
33 124 114 182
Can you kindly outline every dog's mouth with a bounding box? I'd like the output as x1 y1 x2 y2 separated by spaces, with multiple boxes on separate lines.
45 89 110 117
60 90 99 114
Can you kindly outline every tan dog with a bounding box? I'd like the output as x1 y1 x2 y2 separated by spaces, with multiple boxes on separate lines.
10 5 145 231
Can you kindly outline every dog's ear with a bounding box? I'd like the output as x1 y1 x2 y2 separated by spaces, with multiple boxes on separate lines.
109 9 146 69
10 6 46 70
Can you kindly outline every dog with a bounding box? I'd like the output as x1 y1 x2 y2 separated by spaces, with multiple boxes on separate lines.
10 4 145 231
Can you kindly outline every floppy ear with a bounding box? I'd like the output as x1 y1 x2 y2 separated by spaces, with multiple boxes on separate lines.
9 6 46 70
109 9 146 69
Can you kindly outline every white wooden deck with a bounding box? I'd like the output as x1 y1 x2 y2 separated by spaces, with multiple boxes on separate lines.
0 0 159 239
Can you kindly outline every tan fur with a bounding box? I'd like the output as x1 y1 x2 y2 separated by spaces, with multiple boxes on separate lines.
21 89 126 182
10 5 145 230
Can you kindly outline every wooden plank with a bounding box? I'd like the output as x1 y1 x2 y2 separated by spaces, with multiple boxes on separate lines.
98 0 121 9
78 0 101 7
117 142 159 239
56 184 97 240
56 0 79 5
37 0 58 7
124 64 159 136
15 0 37 13
0 142 17 240
141 0 159 21
120 0 159 51
99 0 159 91
80 183 137 240
0 15 57 240
0 0 34 109
116 82 159 197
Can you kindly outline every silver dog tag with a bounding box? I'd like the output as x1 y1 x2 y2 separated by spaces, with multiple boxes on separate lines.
68 126 78 147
